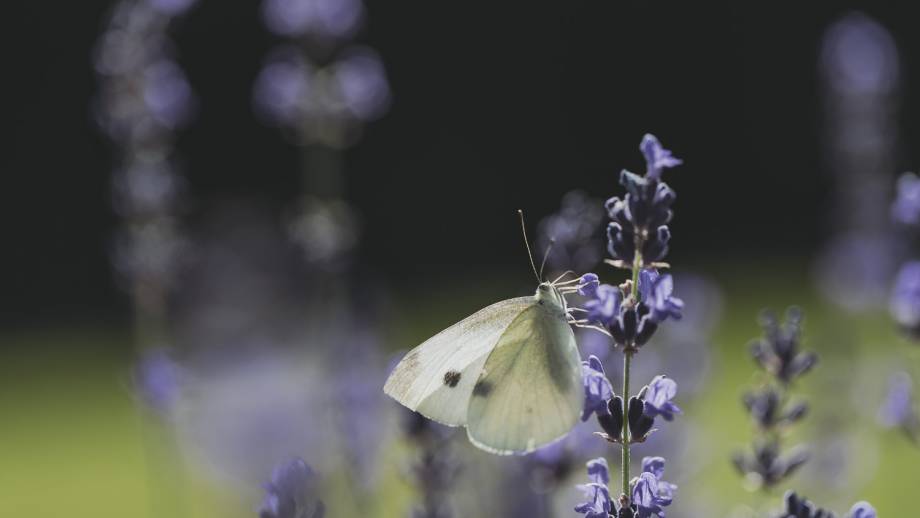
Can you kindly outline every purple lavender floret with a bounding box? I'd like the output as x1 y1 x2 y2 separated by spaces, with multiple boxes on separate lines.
585 284 622 327
642 375 681 422
640 134 682 181
578 273 600 297
134 348 180 413
891 261 920 335
878 371 920 443
638 270 684 324
587 457 610 485
631 456 675 518
892 172 920 226
582 355 614 421
262 0 364 40
847 502 876 518
258 457 325 518
575 458 614 518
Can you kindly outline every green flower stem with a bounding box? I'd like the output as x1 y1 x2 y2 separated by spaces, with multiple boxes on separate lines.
621 350 632 497
621 249 642 499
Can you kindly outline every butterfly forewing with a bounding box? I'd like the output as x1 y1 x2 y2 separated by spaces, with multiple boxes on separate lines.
465 301 583 454
383 297 533 426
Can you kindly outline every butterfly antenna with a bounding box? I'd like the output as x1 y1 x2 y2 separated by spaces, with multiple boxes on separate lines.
539 238 555 280
518 209 541 282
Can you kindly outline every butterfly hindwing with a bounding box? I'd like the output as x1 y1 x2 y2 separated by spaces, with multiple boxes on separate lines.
465 300 583 454
383 297 532 426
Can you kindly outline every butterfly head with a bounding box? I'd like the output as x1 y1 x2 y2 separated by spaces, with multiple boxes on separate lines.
535 282 566 309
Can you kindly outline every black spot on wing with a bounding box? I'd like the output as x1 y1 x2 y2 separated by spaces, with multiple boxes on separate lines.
443 370 461 387
472 380 492 397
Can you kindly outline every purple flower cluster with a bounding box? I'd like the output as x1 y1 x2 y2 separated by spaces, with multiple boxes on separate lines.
734 308 817 489
631 457 675 518
258 458 325 518
580 356 681 446
580 269 683 352
780 492 875 518
575 456 676 518
605 135 680 266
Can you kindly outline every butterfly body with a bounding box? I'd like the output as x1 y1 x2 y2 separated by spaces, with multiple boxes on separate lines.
384 282 584 455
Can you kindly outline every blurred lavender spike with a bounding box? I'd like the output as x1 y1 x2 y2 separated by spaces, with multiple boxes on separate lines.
815 12 902 312
258 457 325 518
255 0 390 148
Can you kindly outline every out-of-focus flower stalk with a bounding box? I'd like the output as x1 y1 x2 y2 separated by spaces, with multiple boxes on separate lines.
815 12 902 312
94 1 198 514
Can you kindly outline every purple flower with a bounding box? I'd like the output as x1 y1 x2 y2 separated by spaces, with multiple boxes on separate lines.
891 261 920 334
639 270 684 324
643 375 681 421
586 457 610 485
893 172 920 226
143 59 196 129
537 190 606 274
577 273 600 297
575 458 613 518
848 501 876 518
258 458 325 518
262 0 364 40
878 371 917 430
575 483 613 518
253 50 313 127
640 134 682 181
632 456 675 518
584 284 622 327
134 348 180 413
582 355 614 421
333 48 391 122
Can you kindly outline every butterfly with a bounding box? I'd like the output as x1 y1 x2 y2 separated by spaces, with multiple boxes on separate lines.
384 212 594 454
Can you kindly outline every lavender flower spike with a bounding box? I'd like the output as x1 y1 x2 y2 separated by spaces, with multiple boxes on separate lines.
848 501 876 518
258 458 325 518
643 375 681 421
640 134 682 181
639 270 684 323
582 355 614 421
892 172 920 226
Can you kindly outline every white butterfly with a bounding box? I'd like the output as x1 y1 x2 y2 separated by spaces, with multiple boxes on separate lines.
384 214 591 455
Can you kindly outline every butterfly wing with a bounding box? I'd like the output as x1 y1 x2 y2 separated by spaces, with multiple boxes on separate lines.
384 297 532 426
465 301 583 454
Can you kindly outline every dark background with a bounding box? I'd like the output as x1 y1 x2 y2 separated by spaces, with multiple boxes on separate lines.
6 1 920 325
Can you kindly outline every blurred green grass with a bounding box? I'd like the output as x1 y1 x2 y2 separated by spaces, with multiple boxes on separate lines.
2 265 918 517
